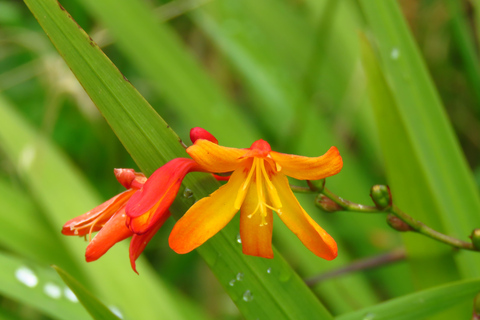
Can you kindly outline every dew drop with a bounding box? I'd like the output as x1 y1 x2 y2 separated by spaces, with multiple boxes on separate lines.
236 234 242 244
242 290 254 302
109 306 123 319
64 287 78 302
363 312 375 320
44 283 62 299
19 145 36 170
267 268 272 274
236 273 244 281
390 48 400 60
229 279 236 286
15 266 38 288
183 188 193 198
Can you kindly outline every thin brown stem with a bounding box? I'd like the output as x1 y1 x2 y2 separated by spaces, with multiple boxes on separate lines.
304 248 406 286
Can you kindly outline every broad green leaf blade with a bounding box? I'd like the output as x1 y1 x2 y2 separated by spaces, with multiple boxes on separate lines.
336 278 480 320
54 266 120 320
76 0 258 146
23 0 334 319
0 94 210 320
0 252 90 320
358 0 480 279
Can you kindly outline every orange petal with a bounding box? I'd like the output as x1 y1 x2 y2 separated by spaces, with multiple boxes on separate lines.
85 208 132 262
62 189 135 236
129 211 171 274
272 173 337 260
187 139 247 173
270 146 343 180
240 180 273 258
169 165 248 253
126 158 199 233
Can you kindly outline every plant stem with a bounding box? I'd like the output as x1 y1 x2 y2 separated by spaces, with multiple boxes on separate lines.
390 204 476 251
320 187 379 213
315 187 478 252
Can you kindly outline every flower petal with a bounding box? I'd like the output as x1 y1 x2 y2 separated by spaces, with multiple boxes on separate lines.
129 211 171 274
169 165 248 253
190 127 218 144
272 173 337 260
187 139 247 173
127 199 171 234
240 180 273 258
270 146 343 180
85 208 132 262
126 158 199 219
62 189 135 236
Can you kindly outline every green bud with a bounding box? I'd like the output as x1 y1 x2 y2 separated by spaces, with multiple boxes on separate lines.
471 229 480 250
386 214 412 232
307 179 325 192
315 194 343 212
370 185 392 210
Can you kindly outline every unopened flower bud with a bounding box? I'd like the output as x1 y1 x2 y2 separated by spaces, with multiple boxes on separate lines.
307 179 325 192
370 185 392 210
190 127 218 144
316 194 343 212
470 229 480 250
386 214 413 232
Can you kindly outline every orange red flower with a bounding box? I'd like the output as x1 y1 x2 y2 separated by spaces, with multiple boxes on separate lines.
169 137 343 259
62 168 169 273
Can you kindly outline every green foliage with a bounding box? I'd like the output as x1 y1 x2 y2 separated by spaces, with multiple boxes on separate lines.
0 0 478 319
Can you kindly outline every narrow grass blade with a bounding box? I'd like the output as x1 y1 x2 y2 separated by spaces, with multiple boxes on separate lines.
54 266 120 320
76 0 258 146
0 252 90 320
336 278 480 320
360 33 467 318
358 0 480 279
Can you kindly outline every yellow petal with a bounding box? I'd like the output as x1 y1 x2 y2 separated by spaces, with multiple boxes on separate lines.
187 139 248 173
240 179 274 258
169 165 248 253
270 146 343 180
272 172 337 260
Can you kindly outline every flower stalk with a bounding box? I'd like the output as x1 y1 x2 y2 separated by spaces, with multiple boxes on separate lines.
293 183 480 252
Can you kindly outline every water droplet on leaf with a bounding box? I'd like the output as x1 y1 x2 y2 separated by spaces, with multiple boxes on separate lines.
64 287 78 302
236 273 244 281
44 283 62 299
236 234 242 244
242 290 254 302
183 188 193 198
15 266 38 288
363 313 375 320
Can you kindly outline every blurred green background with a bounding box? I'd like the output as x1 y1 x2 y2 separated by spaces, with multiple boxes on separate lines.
1 0 480 319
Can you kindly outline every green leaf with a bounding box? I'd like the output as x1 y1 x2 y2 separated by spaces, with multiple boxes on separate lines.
358 0 480 280
22 0 334 319
359 30 466 319
336 278 480 320
0 178 86 283
76 0 258 146
54 266 121 320
0 252 90 320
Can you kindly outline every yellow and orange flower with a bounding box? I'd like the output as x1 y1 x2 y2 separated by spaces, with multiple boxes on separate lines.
62 168 169 273
169 137 343 259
